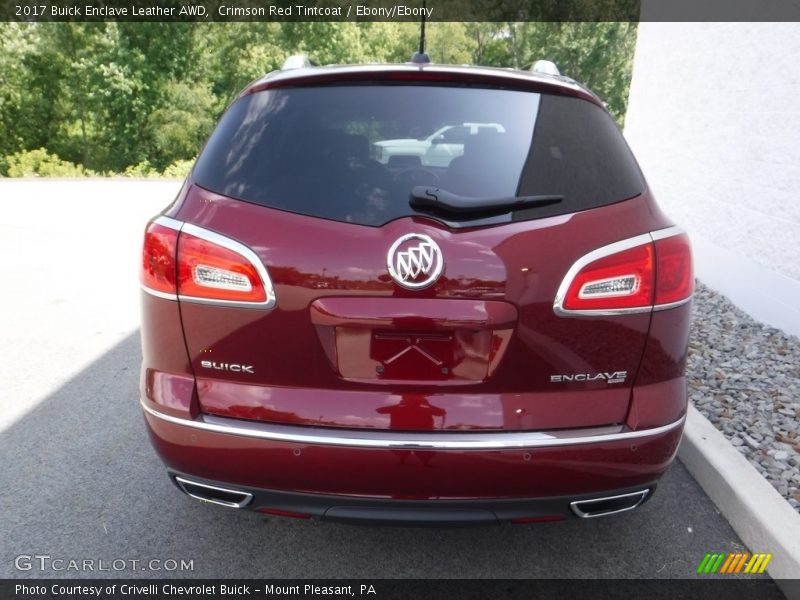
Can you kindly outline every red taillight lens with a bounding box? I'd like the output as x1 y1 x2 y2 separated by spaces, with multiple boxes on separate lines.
557 228 693 315
562 242 654 311
141 222 178 295
654 233 693 305
257 507 311 519
142 218 274 307
177 230 268 304
511 515 566 524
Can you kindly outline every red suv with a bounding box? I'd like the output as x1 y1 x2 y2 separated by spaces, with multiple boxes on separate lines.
140 58 693 524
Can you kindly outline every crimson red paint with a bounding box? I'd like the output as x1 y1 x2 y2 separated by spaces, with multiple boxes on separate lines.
139 62 692 524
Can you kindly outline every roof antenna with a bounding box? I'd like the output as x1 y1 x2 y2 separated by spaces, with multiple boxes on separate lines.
411 2 430 64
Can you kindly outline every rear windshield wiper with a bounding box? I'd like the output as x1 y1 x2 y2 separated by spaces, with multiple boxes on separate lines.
409 186 563 216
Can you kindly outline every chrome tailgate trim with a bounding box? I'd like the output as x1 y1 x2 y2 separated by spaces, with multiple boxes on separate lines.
141 400 685 450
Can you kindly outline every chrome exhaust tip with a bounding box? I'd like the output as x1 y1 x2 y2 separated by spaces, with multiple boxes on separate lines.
174 476 253 509
570 489 650 519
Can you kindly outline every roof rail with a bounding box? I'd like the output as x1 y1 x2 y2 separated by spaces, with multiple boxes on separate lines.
282 54 313 70
531 60 561 76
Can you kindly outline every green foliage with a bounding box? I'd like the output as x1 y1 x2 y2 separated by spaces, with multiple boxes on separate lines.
148 82 215 169
122 158 194 178
162 159 195 178
503 22 638 125
0 22 637 177
122 160 159 178
426 23 475 65
3 148 96 177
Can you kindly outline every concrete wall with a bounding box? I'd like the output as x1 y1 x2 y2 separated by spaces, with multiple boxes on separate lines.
624 21 800 336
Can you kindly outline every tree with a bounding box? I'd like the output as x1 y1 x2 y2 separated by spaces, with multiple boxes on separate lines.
0 22 638 175
147 81 216 169
502 23 638 124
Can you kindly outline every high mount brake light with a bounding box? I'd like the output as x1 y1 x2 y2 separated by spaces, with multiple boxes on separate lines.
140 217 276 308
554 227 692 316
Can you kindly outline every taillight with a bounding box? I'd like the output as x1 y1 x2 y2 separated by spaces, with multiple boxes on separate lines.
141 219 179 297
653 232 694 306
562 242 654 311
555 227 692 316
141 217 275 308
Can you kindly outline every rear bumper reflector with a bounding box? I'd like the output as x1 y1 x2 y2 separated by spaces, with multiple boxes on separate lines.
141 400 684 450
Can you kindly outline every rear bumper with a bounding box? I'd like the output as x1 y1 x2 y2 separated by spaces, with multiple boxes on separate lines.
168 470 657 525
142 400 684 507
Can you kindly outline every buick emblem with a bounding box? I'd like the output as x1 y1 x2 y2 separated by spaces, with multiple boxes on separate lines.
387 233 444 289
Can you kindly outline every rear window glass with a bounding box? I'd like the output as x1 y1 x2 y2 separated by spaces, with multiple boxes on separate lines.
193 84 644 226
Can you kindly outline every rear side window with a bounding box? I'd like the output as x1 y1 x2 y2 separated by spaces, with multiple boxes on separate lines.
193 84 644 227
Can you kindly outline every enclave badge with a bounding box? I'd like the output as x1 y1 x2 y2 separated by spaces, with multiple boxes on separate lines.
387 233 444 289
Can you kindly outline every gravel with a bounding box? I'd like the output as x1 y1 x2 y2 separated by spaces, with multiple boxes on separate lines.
688 282 800 513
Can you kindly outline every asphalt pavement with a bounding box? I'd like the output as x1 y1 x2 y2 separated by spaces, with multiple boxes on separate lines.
0 181 785 590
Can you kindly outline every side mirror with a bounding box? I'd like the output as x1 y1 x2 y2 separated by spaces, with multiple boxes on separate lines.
431 136 445 145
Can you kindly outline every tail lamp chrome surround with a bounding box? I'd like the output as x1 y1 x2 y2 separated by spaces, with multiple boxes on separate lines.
553 225 691 317
141 215 276 309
